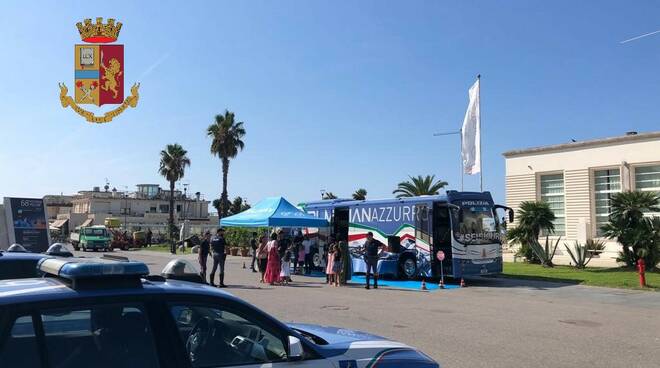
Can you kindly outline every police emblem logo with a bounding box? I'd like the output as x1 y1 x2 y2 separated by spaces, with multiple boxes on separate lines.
58 18 140 123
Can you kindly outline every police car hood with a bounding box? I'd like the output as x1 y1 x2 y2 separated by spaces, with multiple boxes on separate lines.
287 323 438 367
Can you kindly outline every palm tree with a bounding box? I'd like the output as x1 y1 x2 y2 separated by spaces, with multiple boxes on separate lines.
601 191 660 268
207 110 246 218
322 192 338 200
392 175 448 198
506 201 556 264
229 196 251 215
159 143 191 253
352 188 367 200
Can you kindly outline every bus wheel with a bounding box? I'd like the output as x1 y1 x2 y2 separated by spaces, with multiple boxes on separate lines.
399 257 417 280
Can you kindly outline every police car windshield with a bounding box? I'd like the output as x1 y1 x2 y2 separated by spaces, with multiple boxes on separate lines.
452 200 500 245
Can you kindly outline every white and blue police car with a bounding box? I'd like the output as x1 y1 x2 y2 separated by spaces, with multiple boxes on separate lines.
0 257 439 368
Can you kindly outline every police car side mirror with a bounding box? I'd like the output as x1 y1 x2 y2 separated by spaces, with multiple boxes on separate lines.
288 335 304 361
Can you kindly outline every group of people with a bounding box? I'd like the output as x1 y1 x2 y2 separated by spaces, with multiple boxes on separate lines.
197 227 385 290
252 230 317 286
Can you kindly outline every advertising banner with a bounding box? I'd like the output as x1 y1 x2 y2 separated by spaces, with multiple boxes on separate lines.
4 197 50 252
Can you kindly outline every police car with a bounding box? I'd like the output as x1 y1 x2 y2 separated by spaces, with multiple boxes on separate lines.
0 257 439 368
0 250 49 280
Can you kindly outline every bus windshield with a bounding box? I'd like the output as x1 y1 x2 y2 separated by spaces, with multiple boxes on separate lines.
452 200 501 245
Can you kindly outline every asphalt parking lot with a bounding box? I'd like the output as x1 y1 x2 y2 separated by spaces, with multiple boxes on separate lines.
76 249 660 368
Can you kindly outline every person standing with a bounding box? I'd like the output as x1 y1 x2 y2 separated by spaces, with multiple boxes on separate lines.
363 232 383 289
302 235 313 275
338 236 351 285
264 233 281 285
280 244 292 286
209 228 227 288
198 232 211 283
249 232 258 272
146 229 153 247
297 241 306 275
325 239 337 285
332 243 342 287
292 231 302 275
256 235 269 282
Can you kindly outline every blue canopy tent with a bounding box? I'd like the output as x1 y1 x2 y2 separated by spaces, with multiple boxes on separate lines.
219 196 329 228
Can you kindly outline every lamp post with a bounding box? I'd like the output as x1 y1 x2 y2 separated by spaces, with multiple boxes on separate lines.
433 130 463 191
123 185 128 232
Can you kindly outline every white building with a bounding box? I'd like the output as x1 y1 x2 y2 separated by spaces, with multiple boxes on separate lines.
503 131 660 266
36 184 216 239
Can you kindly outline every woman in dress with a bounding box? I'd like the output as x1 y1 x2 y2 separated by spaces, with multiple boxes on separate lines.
264 232 281 285
256 235 269 283
332 243 342 287
326 242 337 285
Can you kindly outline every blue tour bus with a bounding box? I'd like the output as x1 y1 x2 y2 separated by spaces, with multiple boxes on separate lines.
301 191 513 280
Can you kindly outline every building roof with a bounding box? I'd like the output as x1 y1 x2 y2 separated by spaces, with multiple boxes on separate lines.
502 131 660 158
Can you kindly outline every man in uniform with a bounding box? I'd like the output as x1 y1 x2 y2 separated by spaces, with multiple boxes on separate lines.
209 228 227 287
363 232 383 289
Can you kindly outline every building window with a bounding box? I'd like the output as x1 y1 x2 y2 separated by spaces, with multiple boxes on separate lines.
635 164 660 193
159 204 169 213
176 204 182 213
635 164 660 217
149 207 157 213
594 168 621 236
540 173 565 235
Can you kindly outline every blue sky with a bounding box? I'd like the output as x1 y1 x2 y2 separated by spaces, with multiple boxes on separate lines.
1 1 659 207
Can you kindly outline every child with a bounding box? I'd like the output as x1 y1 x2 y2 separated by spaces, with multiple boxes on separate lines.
332 243 342 287
280 244 292 285
325 241 336 285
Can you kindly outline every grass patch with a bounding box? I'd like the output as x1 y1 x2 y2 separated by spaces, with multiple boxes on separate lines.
142 244 172 253
141 244 197 254
503 262 660 291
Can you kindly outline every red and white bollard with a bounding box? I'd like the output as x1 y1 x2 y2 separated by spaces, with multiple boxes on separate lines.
637 258 647 287
460 278 466 288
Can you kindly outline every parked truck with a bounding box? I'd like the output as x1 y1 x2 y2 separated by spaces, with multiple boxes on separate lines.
70 225 112 252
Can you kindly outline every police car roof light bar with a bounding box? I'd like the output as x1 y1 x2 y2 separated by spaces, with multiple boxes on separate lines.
37 258 149 289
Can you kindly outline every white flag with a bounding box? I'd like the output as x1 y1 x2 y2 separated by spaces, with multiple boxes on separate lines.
461 78 481 175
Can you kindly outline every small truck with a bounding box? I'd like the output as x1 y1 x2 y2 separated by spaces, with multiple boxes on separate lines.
70 225 112 252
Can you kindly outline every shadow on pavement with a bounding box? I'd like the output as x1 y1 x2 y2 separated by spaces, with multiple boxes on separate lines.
464 276 577 290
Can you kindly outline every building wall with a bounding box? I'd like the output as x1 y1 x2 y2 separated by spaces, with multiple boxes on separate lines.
504 135 660 266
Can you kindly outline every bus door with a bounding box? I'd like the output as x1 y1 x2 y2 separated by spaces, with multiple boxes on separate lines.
333 207 349 243
432 202 453 277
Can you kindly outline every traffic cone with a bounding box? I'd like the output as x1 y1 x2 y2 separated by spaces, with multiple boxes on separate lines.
460 278 466 288
421 279 428 290
439 279 445 289
242 262 246 269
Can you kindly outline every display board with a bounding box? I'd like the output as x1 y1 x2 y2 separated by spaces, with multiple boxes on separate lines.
3 197 50 252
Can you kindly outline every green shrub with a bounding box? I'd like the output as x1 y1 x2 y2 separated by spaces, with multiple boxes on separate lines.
564 240 598 269
528 236 561 267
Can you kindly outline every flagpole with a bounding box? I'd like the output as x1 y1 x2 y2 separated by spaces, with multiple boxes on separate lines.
477 74 483 192
460 128 464 191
